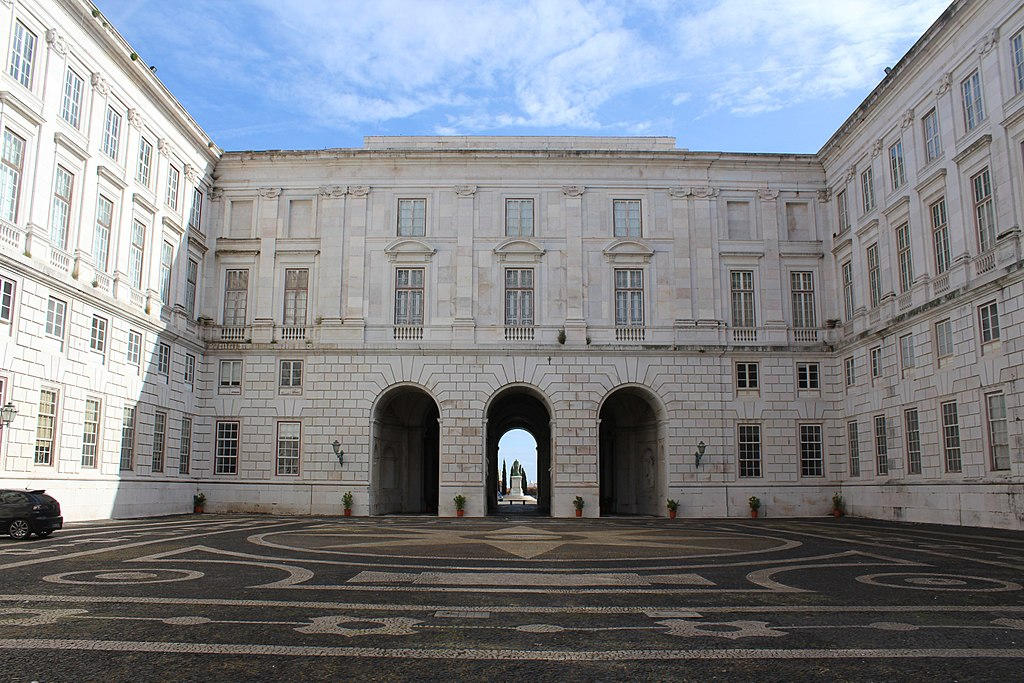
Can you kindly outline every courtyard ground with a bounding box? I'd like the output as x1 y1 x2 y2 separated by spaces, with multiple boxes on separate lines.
0 513 1021 680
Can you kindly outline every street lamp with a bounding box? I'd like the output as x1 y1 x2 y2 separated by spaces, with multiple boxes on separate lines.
694 440 707 468
331 440 344 466
0 402 16 430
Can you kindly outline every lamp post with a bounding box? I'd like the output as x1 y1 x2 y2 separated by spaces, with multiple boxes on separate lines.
0 402 16 430
331 440 344 467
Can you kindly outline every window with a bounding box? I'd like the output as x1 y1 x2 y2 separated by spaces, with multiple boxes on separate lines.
504 268 534 326
930 197 950 274
159 241 173 304
836 189 850 233
394 268 424 325
874 415 888 476
923 109 941 162
81 398 100 468
799 424 823 477
128 219 146 290
796 362 819 390
905 408 921 475
899 333 914 371
223 269 249 326
961 70 984 131
790 271 815 329
215 421 239 474
219 359 242 389
860 167 875 213
941 401 962 472
189 188 203 230
60 67 83 128
895 223 913 293
397 198 425 236
179 416 192 474
1 129 26 222
157 342 171 378
613 199 641 238
50 166 73 249
986 392 1009 471
101 107 121 160
888 141 906 190
283 268 308 326
737 424 761 477
119 406 136 470
276 422 301 476
152 411 166 473
730 270 755 328
45 297 66 342
185 258 198 319
127 330 142 366
184 353 195 385
93 196 113 272
614 269 644 327
505 198 533 237
166 165 180 210
847 421 860 477
870 345 882 379
34 389 57 466
844 356 855 387
1014 31 1024 94
136 137 153 187
736 362 758 390
89 315 107 359
935 319 953 359
866 243 881 307
972 168 996 252
280 359 302 388
978 301 999 343
0 277 14 322
8 21 36 88
841 261 854 322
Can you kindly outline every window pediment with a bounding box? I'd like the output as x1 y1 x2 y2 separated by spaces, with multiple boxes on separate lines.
493 238 545 263
602 239 653 264
384 237 436 263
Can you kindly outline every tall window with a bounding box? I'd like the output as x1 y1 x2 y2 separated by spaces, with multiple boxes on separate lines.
888 140 906 190
60 67 83 128
847 421 860 477
790 271 815 329
101 107 121 160
189 189 203 230
972 168 996 252
796 362 819 390
866 243 881 307
276 422 301 476
505 198 534 237
89 315 107 359
166 165 180 210
0 277 14 322
870 345 882 379
185 258 198 319
0 129 26 222
34 389 57 465
504 268 534 326
941 401 962 472
215 421 240 475
978 300 1000 343
280 360 303 389
223 269 249 326
45 297 66 341
841 261 854 322
136 137 153 187
127 330 142 367
219 359 242 389
860 167 875 213
986 393 1009 471
93 195 113 272
184 353 195 386
119 406 136 470
394 268 424 325
961 70 984 130
899 333 915 371
836 189 850 233
157 342 171 378
8 21 36 88
283 268 309 326
50 166 73 249
152 411 166 473
874 415 888 476
905 408 921 475
930 197 950 274
179 416 192 474
737 424 761 477
730 270 755 328
799 424 823 477
159 241 173 304
935 318 953 359
81 398 100 468
844 356 855 387
1014 31 1024 94
128 219 146 289
896 223 913 293
614 269 644 327
613 199 641 238
736 362 759 390
397 198 425 236
923 109 941 162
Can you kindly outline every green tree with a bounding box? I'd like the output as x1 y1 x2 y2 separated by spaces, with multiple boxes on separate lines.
501 460 508 495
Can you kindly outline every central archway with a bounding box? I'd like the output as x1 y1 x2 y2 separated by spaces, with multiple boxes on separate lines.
599 385 664 516
370 385 439 515
486 386 551 515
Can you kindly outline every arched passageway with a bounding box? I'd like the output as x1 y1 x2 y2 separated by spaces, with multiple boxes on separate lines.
599 387 663 516
486 387 551 515
370 386 439 515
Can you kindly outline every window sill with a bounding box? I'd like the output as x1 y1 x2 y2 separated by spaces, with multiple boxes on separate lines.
981 339 1001 356
218 386 242 395
736 388 759 397
279 386 302 396
797 389 820 398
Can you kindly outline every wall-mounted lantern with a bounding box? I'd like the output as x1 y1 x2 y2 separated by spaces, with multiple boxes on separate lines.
331 439 344 467
694 440 707 468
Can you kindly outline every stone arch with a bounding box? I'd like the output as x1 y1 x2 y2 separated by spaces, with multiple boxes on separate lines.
369 383 441 515
484 383 553 515
598 383 667 516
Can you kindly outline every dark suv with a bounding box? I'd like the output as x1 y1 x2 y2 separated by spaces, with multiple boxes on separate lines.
0 489 63 540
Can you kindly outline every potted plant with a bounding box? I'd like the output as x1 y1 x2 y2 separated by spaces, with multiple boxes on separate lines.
573 495 585 517
453 494 466 517
193 492 206 514
342 491 354 517
666 499 679 519
748 495 761 519
831 492 845 518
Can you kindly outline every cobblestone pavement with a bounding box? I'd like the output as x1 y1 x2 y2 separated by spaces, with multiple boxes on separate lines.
0 514 1022 681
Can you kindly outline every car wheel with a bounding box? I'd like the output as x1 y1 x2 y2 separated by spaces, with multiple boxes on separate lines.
35 530 52 539
8 519 31 540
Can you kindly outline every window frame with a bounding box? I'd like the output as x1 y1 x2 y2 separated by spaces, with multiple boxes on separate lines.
841 260 854 322
985 392 1009 471
136 137 153 187
119 405 136 471
189 188 203 230
860 166 875 213
279 359 303 390
836 189 850 233
101 106 122 161
904 408 922 475
185 257 199 319
128 219 146 290
276 421 301 476
844 356 855 387
165 164 180 211
971 167 996 252
93 195 113 273
799 423 824 477
159 240 174 305
396 198 426 237
156 342 171 379
874 414 888 476
961 69 985 131
60 67 84 129
735 361 759 391
45 296 67 345
152 410 167 473
219 359 243 392
613 268 644 327
50 165 73 250
0 276 15 323
869 345 882 379
866 243 881 308
8 20 36 89
930 197 950 274
978 300 1000 344
179 416 192 474
505 198 534 237
34 388 58 466
283 268 309 327
81 397 101 468
729 270 755 328
504 268 535 327
923 108 941 162
1013 30 1024 95
847 421 860 477
184 353 195 386
941 400 962 473
612 199 642 238
394 267 425 326
895 222 913 293
223 269 250 327
899 333 914 372
1 128 26 223
215 420 240 475
888 140 906 190
89 314 108 360
935 318 953 360
127 329 142 367
737 423 762 478
796 362 819 391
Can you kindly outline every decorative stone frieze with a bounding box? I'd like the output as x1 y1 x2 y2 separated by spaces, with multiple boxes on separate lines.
347 185 370 197
561 185 585 197
90 72 110 96
758 188 779 201
317 186 346 198
257 187 281 199
45 29 67 55
454 185 477 197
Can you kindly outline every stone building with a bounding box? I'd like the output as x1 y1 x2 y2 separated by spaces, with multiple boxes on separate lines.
0 0 1021 528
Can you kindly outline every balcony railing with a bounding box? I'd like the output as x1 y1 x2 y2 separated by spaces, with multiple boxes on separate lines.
129 288 145 308
504 325 535 341
615 326 645 342
0 219 21 251
49 247 71 273
897 292 912 311
221 325 249 342
790 328 819 343
280 325 306 341
974 248 996 276
731 327 757 343
92 271 112 295
932 272 950 295
394 325 423 341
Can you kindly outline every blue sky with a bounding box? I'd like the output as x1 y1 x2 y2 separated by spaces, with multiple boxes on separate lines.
498 429 537 489
96 0 948 153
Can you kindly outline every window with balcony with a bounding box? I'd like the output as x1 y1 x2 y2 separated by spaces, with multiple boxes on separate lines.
896 223 913 293
223 269 249 328
841 260 854 322
930 197 950 274
504 268 534 335
128 219 146 290
866 243 881 307
0 129 26 223
159 241 173 305
50 166 73 250
971 167 996 252
60 67 83 128
790 271 815 330
93 195 113 273
283 268 308 330
394 268 424 328
730 270 755 329
185 258 198 319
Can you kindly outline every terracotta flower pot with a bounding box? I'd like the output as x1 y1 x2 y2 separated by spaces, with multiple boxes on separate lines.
750 509 759 519
456 509 464 517
669 509 677 519
832 509 842 518
575 508 582 517
193 505 203 514
344 509 352 517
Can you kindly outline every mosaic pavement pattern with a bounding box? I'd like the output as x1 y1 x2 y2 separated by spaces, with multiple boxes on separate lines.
0 514 1022 680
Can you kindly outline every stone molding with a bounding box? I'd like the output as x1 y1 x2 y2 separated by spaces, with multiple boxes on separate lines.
45 29 67 56
90 72 110 96
317 186 346 198
561 185 585 197
493 238 545 264
602 238 654 265
384 237 436 263
454 185 477 197
257 187 281 199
